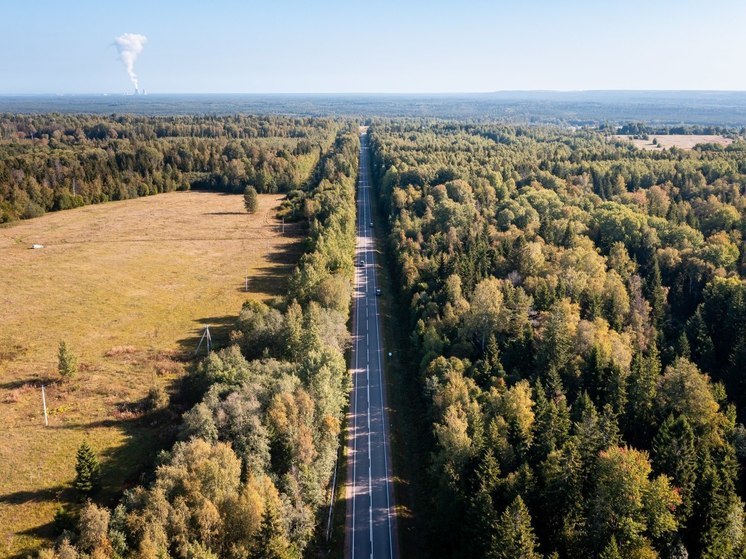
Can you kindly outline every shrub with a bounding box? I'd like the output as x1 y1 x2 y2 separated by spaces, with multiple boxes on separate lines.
243 185 258 214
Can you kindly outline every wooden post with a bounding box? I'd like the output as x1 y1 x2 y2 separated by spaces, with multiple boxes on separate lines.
41 385 48 426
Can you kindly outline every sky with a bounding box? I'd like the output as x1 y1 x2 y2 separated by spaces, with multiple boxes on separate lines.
1 0 745 94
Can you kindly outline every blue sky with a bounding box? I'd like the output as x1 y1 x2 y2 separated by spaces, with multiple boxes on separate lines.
2 0 745 94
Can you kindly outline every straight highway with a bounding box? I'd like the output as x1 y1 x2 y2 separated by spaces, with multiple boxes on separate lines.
345 130 397 559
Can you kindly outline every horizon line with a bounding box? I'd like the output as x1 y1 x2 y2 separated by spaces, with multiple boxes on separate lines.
3 89 746 97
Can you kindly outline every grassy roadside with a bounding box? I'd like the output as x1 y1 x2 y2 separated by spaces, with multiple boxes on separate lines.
369 175 431 558
322 411 349 559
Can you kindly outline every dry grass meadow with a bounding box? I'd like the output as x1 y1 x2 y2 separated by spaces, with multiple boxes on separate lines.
0 191 302 557
615 134 733 151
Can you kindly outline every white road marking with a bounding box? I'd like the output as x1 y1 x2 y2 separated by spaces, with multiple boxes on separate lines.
349 133 395 559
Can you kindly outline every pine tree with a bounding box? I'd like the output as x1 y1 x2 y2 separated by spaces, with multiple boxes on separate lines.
675 331 691 360
599 537 622 559
687 308 714 372
254 502 294 559
484 334 505 380
696 449 745 559
541 439 585 555
646 255 667 327
625 346 659 446
488 496 541 559
243 185 258 214
57 340 77 381
466 449 501 557
573 392 608 488
74 442 101 496
652 414 696 519
533 374 570 461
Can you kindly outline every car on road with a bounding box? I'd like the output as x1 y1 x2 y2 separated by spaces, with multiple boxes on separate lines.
375 288 382 296
357 258 365 267
369 222 373 228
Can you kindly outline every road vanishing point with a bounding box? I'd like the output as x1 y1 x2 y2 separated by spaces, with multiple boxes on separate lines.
345 130 398 559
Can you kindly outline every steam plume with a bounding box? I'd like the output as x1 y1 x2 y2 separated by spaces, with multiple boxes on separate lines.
114 33 147 91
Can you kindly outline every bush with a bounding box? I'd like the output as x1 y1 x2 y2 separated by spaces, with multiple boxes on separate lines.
144 384 169 412
243 185 258 214
77 501 110 553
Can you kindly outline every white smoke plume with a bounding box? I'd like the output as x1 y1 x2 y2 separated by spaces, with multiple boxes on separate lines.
114 33 147 91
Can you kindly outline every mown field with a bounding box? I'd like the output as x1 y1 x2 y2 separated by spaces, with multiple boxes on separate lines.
0 191 302 557
616 133 733 150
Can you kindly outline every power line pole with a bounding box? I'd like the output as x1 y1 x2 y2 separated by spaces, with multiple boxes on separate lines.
245 268 249 292
41 384 48 426
194 325 212 356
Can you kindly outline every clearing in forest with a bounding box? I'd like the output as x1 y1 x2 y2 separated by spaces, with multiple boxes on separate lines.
616 134 733 150
0 191 302 557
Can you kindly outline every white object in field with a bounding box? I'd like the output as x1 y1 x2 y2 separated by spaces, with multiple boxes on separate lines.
41 385 48 426
194 325 212 356
31 244 44 249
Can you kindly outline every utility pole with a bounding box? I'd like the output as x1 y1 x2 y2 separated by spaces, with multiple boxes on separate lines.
41 385 48 426
194 325 212 356
245 268 249 292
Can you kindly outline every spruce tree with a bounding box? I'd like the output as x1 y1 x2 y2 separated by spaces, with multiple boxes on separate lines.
57 340 77 381
74 441 101 496
646 255 667 327
466 449 501 557
599 537 622 559
625 346 659 445
255 502 294 559
488 496 541 559
652 414 696 519
533 374 570 460
687 308 714 371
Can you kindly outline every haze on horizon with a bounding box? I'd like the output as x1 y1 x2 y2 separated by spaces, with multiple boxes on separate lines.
2 0 745 95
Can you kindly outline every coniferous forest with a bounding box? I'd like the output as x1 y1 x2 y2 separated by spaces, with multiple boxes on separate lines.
369 122 746 559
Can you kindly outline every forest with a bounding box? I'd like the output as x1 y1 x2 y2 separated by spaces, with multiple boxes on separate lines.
0 113 338 222
369 122 746 558
35 126 360 559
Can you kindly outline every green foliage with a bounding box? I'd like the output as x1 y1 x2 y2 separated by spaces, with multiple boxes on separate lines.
369 121 746 558
57 340 77 381
77 501 110 553
254 503 298 559
489 496 541 559
243 185 258 213
144 384 169 412
73 442 101 497
86 129 359 559
0 114 337 221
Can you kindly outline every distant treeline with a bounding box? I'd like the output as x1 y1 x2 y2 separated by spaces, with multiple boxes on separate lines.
3 92 746 125
0 114 339 222
40 128 360 559
370 121 746 558
614 122 744 136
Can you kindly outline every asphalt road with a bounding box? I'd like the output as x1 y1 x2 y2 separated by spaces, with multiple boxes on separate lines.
345 131 397 559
